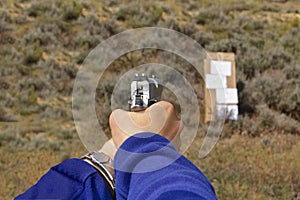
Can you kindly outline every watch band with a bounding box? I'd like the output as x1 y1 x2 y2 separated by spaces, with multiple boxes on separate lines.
81 151 116 199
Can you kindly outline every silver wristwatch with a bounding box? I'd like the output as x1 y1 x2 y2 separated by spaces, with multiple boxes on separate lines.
81 151 116 199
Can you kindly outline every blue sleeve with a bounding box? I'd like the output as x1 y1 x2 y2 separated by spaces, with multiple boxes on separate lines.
14 158 112 200
114 132 218 200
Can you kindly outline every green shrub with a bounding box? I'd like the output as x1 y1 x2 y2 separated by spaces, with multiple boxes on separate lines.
207 15 232 33
0 10 12 22
237 46 267 78
0 19 11 32
178 22 198 36
259 4 280 12
266 48 292 69
158 19 198 36
62 1 83 21
280 27 300 58
22 46 43 65
228 114 260 136
42 59 76 95
248 72 300 122
26 1 59 18
18 77 46 92
195 7 224 25
23 23 64 47
0 107 7 122
248 35 265 50
79 15 121 38
206 39 241 54
16 89 41 116
257 105 276 129
115 2 163 28
284 61 300 80
236 13 266 33
41 106 69 119
252 75 283 109
285 7 299 14
73 32 101 50
74 51 89 64
277 114 299 134
223 1 253 13
13 12 28 24
279 87 300 121
192 31 214 48
262 31 281 50
1 47 22 64
0 33 16 45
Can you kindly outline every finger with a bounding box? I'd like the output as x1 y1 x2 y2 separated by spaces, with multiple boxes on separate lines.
152 101 174 114
109 110 130 148
152 101 179 122
113 106 167 135
111 109 150 135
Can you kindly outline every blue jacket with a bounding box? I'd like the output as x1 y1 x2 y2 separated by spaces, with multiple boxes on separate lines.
15 132 218 199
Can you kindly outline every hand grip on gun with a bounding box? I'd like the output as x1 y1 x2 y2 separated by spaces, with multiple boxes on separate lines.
109 101 183 150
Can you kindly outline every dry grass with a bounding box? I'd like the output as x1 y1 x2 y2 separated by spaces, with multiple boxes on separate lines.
0 137 86 199
187 133 300 199
1 133 299 199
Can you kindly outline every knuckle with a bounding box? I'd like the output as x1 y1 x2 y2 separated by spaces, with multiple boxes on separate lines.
109 109 123 124
159 101 175 111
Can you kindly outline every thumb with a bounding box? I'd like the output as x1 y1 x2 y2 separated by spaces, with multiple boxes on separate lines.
99 139 117 160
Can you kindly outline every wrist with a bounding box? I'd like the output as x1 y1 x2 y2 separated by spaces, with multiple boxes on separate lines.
99 139 117 160
81 151 115 199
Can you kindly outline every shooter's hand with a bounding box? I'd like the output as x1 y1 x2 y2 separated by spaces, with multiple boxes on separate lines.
109 101 183 149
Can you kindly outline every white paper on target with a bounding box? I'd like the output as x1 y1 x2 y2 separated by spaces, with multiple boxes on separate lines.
205 74 227 89
216 104 239 120
216 88 238 104
210 60 232 76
